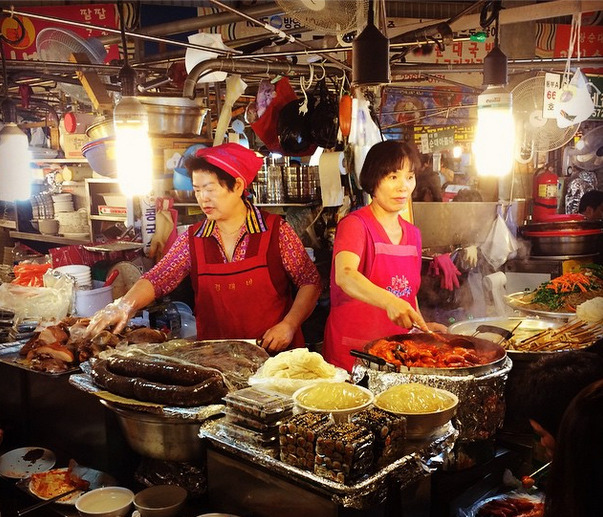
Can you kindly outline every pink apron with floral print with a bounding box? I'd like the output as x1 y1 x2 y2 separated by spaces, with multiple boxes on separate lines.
323 210 421 371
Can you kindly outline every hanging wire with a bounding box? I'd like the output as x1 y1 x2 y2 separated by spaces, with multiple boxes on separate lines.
119 3 129 67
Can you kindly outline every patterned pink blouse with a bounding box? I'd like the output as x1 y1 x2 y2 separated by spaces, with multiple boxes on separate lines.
142 207 321 298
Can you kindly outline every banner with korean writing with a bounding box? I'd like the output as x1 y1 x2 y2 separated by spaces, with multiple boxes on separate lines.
586 74 603 121
413 125 475 152
0 4 119 62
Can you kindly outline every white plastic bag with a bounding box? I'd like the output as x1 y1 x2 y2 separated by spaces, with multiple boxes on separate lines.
479 214 519 269
185 33 234 83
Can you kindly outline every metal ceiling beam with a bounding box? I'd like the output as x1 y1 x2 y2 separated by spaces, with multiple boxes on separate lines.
183 58 343 99
97 2 283 45
395 0 603 34
391 56 603 76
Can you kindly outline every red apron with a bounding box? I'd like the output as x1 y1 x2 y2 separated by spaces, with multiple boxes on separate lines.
189 212 304 347
323 209 422 371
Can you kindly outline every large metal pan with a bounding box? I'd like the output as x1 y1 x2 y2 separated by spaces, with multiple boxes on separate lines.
362 333 507 376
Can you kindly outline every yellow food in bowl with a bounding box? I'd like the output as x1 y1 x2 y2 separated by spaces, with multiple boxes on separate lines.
375 383 455 414
295 382 372 410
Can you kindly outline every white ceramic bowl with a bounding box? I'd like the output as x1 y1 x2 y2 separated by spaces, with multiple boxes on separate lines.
133 485 187 517
38 218 59 235
75 486 134 517
293 382 374 422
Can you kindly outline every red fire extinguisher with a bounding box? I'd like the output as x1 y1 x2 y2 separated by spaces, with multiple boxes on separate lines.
532 165 559 221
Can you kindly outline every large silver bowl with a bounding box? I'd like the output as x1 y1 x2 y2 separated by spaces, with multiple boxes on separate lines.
522 230 603 256
103 402 203 463
138 96 208 136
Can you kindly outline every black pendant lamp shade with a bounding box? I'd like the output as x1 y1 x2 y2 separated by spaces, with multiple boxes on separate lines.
352 2 390 86
482 45 508 86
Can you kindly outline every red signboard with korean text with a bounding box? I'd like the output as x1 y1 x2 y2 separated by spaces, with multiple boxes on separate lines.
0 4 119 62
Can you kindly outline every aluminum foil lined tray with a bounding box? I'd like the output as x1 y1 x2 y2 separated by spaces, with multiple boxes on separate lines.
69 370 224 421
353 357 513 443
0 342 79 377
199 419 457 510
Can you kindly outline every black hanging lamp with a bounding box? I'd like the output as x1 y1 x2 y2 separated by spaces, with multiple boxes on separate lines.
352 0 390 86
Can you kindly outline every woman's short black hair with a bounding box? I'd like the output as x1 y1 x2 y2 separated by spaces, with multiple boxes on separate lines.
359 140 421 196
578 189 603 213
183 156 237 191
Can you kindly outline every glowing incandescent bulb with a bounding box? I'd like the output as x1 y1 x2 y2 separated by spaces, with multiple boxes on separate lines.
474 85 515 177
113 94 153 197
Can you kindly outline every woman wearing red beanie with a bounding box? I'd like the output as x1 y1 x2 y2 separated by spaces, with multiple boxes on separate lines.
86 143 321 353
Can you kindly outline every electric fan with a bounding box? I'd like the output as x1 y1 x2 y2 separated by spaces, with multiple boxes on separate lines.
567 125 603 170
512 75 580 162
36 27 107 104
275 0 368 38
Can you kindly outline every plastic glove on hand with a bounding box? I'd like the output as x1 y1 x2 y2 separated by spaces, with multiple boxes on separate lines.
432 253 461 291
85 298 136 337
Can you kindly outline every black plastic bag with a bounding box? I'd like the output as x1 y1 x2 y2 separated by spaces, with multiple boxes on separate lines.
277 97 316 156
310 79 339 149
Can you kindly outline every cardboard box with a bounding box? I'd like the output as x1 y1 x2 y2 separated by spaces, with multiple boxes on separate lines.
60 133 89 159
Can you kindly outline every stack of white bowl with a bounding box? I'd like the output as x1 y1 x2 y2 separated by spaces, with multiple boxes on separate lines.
52 193 75 213
55 264 92 288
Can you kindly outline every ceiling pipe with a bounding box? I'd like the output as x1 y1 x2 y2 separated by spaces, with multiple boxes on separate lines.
97 2 283 45
391 56 603 76
207 0 351 72
2 7 242 56
183 58 343 99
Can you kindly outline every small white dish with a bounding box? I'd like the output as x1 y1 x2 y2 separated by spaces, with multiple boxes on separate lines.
0 447 56 479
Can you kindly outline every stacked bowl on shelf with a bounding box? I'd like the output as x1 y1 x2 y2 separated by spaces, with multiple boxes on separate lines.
54 264 91 288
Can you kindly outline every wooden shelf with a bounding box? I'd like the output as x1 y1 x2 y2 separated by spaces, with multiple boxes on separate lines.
9 231 91 245
32 158 88 164
90 214 127 222
0 220 17 229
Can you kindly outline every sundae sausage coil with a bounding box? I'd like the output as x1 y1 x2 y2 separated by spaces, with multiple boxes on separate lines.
106 356 215 385
91 358 228 406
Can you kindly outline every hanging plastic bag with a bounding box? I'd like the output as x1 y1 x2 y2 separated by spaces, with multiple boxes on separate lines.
310 78 339 149
213 74 247 146
479 214 519 269
277 97 317 156
185 33 234 83
555 68 595 128
250 77 298 153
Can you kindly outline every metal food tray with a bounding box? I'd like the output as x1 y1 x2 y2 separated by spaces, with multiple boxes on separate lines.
83 241 144 253
199 419 457 510
0 342 79 376
504 292 573 320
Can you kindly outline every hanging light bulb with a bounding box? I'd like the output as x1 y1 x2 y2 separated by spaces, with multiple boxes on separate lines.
113 9 153 197
474 28 515 177
114 66 153 196
0 98 32 202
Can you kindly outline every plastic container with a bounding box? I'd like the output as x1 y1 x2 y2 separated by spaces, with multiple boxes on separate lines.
217 421 279 448
223 408 290 433
223 387 294 424
75 285 113 317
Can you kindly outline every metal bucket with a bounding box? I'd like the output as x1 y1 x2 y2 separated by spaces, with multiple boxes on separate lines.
105 403 203 462
138 96 208 136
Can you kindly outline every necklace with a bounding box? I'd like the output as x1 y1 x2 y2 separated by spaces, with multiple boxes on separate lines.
218 223 243 236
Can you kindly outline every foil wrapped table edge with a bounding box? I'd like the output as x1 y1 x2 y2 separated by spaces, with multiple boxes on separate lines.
199 419 458 510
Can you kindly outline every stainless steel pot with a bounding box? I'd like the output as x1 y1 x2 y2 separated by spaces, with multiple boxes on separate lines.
104 402 203 462
138 96 208 136
523 231 602 256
